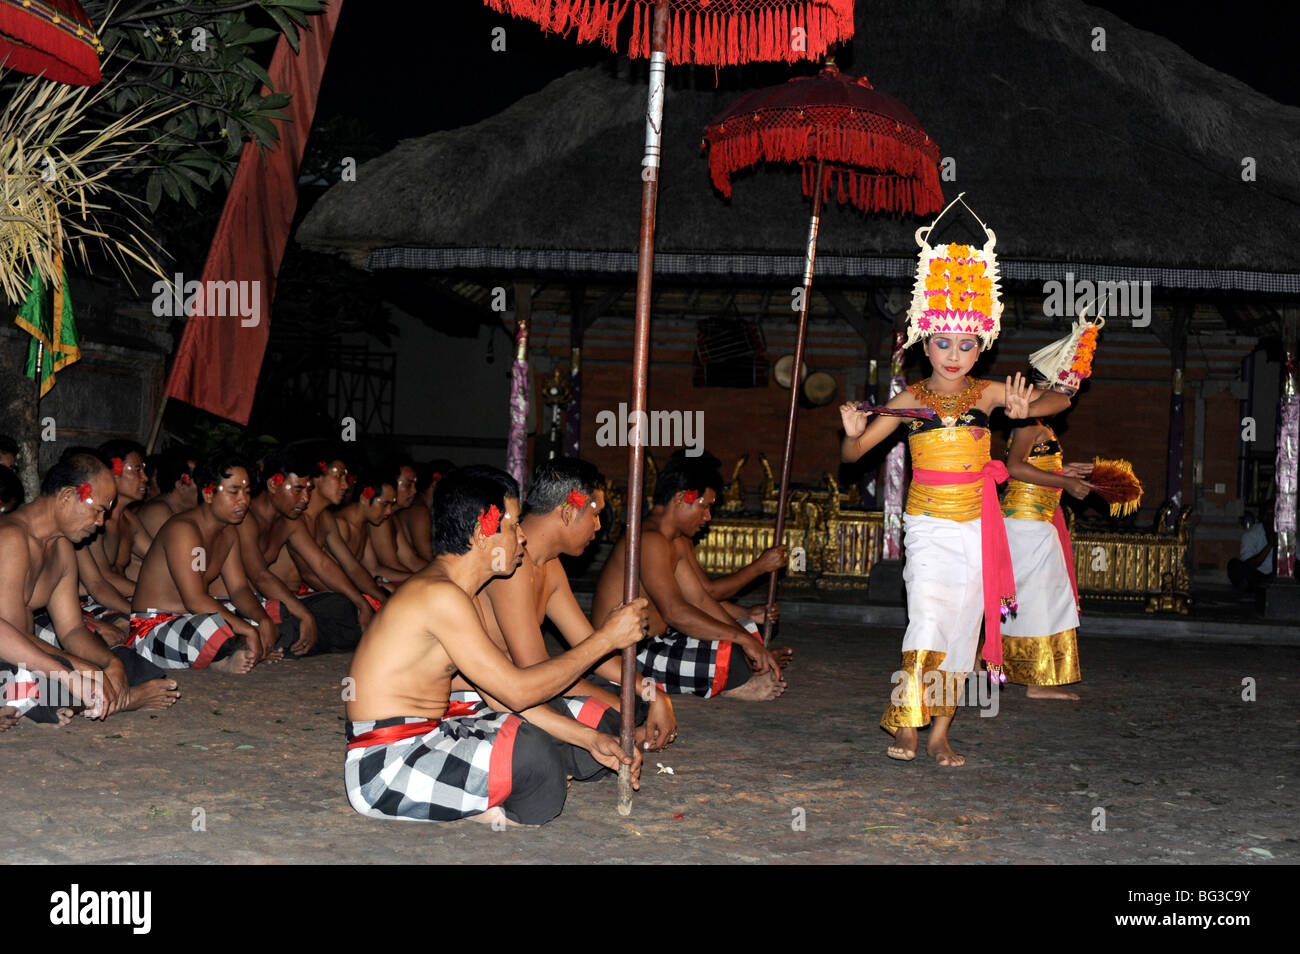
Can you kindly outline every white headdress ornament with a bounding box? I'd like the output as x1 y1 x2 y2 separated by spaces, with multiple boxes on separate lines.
905 192 1004 351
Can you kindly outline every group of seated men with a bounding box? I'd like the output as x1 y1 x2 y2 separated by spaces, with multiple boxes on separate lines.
0 438 792 827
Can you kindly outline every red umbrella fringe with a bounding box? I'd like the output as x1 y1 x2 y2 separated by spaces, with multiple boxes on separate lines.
799 163 944 216
484 0 627 50
707 120 943 214
631 1 854 66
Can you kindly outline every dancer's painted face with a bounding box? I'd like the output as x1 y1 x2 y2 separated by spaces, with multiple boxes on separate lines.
926 334 981 380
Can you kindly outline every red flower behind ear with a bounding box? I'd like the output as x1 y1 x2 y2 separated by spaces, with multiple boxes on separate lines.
432 472 443 482
477 505 502 536
77 482 94 502
110 457 124 477
361 486 375 501
566 489 588 509
180 473 192 485
203 483 215 496
682 490 700 504
270 473 285 488
317 461 328 475
347 474 357 488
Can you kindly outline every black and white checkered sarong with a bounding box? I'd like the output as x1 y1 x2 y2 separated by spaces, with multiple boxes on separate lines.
345 701 567 825
129 610 236 669
637 624 752 698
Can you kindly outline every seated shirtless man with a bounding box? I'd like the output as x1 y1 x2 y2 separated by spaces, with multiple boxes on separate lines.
594 452 788 702
365 459 426 578
0 453 178 731
394 460 449 565
346 467 648 826
333 470 413 587
135 450 198 538
304 455 389 611
241 447 375 654
480 458 677 756
130 456 296 673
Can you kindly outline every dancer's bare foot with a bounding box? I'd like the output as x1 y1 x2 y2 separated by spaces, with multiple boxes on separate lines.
721 669 786 701
927 738 965 767
1026 685 1080 700
887 726 917 761
45 707 77 726
122 678 181 711
771 646 794 668
209 637 256 674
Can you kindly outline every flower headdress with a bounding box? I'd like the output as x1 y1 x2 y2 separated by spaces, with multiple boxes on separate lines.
1028 301 1105 396
905 192 1003 351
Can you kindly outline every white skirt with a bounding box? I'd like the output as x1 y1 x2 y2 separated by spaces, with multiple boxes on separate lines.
1002 517 1079 638
901 513 984 673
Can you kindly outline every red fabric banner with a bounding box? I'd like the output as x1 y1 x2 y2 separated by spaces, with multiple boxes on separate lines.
164 1 344 424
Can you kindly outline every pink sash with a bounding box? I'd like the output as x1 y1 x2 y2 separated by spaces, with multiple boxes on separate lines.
911 460 1016 667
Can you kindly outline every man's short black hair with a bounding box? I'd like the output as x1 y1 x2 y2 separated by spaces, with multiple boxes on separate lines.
652 450 723 507
154 450 196 494
194 455 250 494
431 466 519 556
99 439 147 470
258 446 318 493
41 452 108 497
0 433 18 456
354 468 394 504
0 464 24 510
417 459 456 494
524 457 604 517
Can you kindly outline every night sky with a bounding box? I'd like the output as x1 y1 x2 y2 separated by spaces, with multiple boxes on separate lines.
314 1 1299 153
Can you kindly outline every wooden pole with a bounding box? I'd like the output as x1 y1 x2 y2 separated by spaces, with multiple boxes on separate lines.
762 156 827 645
618 0 669 817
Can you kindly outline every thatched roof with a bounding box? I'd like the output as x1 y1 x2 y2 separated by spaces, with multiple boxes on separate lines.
297 0 1300 292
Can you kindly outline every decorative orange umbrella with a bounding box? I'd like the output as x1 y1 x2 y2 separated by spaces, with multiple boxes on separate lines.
486 0 855 815
704 62 941 644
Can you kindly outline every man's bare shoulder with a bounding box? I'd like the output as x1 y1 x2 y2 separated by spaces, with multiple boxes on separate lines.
0 519 34 548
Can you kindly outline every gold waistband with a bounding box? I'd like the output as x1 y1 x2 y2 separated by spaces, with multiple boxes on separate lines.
1001 451 1063 520
906 426 990 521
1001 480 1062 520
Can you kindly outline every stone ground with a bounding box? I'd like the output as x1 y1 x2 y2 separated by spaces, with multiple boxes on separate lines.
2 624 1295 864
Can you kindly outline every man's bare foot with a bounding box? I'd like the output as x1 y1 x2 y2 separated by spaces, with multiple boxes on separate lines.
50 707 76 726
469 806 529 827
721 670 786 701
1026 685 1080 700
771 646 794 668
121 679 181 711
887 726 917 761
210 638 256 674
0 708 20 732
927 738 965 767
259 649 285 666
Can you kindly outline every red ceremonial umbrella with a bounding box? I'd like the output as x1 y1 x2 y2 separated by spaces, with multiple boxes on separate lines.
704 62 942 644
0 0 102 85
486 0 855 815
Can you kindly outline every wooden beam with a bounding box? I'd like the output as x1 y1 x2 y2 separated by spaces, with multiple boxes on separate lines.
822 288 874 344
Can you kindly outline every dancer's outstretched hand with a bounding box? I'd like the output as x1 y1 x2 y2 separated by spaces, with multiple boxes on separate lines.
1061 461 1094 478
1003 372 1035 418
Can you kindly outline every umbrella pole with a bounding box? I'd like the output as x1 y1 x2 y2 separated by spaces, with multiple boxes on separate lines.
618 0 669 817
762 157 828 646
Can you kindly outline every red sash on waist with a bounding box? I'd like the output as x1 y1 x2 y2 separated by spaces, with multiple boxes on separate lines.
346 699 481 750
1049 493 1079 606
296 583 313 597
127 613 179 648
911 460 1015 668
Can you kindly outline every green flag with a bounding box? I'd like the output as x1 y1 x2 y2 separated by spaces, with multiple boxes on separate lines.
13 265 80 398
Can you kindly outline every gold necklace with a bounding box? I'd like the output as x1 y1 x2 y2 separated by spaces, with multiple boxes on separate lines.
909 378 985 420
